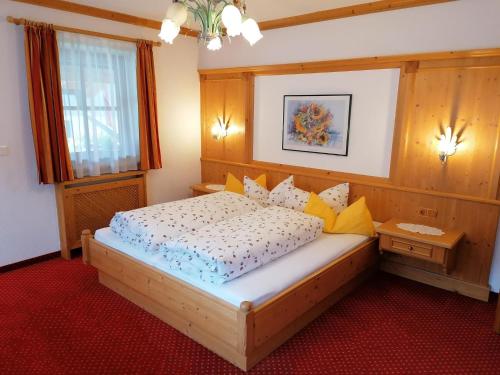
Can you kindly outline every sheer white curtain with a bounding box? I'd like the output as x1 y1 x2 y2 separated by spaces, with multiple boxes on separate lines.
58 32 140 178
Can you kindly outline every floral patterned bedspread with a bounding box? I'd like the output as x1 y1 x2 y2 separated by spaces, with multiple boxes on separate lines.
160 206 323 284
110 192 262 252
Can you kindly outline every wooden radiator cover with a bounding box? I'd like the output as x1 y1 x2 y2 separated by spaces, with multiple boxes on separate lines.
55 171 147 259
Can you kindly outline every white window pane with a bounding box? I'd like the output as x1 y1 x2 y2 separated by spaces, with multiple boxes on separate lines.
58 31 140 178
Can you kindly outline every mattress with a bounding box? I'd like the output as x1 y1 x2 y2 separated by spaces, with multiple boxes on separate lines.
94 226 377 307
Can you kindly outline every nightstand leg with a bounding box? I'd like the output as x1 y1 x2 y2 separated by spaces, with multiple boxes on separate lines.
443 248 457 275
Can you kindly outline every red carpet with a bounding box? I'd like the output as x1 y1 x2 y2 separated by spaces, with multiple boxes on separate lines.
1 258 499 374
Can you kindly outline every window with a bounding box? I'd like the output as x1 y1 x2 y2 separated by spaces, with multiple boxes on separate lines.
58 32 140 178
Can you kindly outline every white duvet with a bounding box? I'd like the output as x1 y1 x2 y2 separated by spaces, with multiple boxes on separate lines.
110 192 262 252
160 206 323 284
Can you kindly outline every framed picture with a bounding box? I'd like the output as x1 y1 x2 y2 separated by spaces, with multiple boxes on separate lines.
282 94 352 156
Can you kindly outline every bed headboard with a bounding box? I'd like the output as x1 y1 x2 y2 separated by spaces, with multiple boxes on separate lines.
198 49 500 301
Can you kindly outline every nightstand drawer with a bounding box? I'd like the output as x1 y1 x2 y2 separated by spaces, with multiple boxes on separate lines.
391 238 433 258
380 234 445 263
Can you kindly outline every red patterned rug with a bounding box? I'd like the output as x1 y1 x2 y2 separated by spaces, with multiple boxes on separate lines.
1 257 499 374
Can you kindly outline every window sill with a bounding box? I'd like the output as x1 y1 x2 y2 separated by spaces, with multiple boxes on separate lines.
58 170 146 187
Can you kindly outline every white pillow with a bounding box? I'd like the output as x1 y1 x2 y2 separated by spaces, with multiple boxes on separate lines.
318 183 349 214
244 176 269 207
267 175 294 206
283 185 310 212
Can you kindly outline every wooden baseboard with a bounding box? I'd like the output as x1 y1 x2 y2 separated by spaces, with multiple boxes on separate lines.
381 260 490 302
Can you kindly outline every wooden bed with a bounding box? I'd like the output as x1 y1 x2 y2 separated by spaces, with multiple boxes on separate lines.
82 230 378 371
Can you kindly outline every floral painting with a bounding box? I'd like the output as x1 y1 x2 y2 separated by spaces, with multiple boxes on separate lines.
282 95 352 156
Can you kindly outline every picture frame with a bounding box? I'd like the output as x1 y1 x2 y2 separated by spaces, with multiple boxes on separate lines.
282 94 352 156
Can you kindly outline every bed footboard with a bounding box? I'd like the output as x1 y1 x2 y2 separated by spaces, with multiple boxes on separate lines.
82 230 378 371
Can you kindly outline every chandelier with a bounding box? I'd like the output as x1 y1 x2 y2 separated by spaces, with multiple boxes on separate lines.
158 0 263 51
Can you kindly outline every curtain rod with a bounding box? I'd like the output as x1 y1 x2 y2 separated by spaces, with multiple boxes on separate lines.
7 16 162 47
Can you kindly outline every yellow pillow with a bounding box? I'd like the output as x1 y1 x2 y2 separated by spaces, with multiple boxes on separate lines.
224 173 244 194
304 192 337 233
254 174 267 189
224 173 267 195
332 196 376 237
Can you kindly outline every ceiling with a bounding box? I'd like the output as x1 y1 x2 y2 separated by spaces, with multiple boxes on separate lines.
68 0 371 22
246 0 370 21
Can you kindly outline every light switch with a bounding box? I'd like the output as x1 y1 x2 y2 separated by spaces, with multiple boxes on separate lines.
0 146 10 156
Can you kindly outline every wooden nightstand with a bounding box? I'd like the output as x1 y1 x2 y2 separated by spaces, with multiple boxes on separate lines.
376 218 464 274
191 183 225 197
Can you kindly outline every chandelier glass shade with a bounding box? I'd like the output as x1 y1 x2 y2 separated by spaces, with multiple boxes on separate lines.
158 0 263 50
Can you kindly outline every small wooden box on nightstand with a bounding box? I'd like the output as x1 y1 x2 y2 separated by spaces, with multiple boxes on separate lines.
376 218 464 274
191 183 225 197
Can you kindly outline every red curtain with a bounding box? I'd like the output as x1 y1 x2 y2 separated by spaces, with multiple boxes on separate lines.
136 40 162 170
24 22 74 184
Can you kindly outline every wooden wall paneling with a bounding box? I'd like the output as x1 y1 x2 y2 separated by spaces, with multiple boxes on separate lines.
418 56 500 70
200 74 254 164
199 51 500 300
200 158 500 300
389 62 418 184
201 158 500 206
488 114 500 200
349 187 499 287
244 73 255 163
395 65 500 198
197 49 500 77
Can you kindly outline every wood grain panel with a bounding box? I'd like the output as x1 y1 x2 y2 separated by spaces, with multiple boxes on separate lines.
198 50 500 299
83 228 380 370
201 158 500 295
253 239 378 346
394 66 500 198
55 172 146 259
198 48 500 76
200 74 254 163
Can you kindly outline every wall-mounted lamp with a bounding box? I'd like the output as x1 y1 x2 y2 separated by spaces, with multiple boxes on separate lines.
211 115 232 141
438 126 458 164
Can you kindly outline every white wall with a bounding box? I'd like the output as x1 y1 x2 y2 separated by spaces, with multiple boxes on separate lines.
254 70 399 177
199 0 500 69
199 0 500 291
0 2 200 266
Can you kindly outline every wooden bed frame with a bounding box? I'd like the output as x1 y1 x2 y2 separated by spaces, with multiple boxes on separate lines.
81 230 379 371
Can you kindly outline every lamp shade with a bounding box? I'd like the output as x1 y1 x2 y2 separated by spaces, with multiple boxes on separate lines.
207 36 222 51
166 2 188 26
438 127 458 156
158 19 180 44
241 18 263 46
222 5 242 37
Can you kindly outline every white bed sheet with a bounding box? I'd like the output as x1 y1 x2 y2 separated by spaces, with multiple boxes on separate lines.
94 226 377 307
